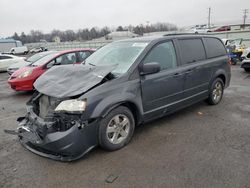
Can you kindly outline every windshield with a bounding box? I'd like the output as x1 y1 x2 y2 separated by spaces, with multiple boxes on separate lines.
84 41 148 75
31 52 58 66
228 38 243 46
26 52 55 63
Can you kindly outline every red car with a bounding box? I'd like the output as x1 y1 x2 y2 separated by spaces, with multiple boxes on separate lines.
212 25 230 32
8 49 95 91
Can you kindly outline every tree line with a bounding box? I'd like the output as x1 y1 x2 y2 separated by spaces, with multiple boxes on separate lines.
11 22 178 44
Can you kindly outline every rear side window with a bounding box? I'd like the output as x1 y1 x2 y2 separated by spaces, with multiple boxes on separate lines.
204 38 227 58
178 38 206 65
143 41 177 71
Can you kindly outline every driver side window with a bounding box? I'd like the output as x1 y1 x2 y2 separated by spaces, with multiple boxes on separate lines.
143 41 177 71
56 53 77 65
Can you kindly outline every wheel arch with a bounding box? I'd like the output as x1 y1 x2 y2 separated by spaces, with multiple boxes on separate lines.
210 69 227 87
102 101 142 126
217 74 226 85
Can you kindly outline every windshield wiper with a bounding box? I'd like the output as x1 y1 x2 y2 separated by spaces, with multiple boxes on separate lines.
88 63 96 66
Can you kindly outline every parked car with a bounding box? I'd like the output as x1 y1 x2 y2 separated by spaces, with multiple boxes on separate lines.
240 48 250 72
6 35 231 161
8 49 95 91
10 46 28 55
241 47 250 61
222 38 246 64
0 54 26 72
186 24 212 33
211 25 230 32
7 51 57 75
29 47 48 54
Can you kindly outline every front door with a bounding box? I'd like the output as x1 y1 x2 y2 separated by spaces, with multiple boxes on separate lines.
140 41 185 121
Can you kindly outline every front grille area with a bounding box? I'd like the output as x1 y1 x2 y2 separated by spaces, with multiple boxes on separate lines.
37 95 61 119
30 93 83 133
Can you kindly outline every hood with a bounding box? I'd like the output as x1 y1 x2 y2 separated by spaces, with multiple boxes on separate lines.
34 64 116 98
8 61 30 70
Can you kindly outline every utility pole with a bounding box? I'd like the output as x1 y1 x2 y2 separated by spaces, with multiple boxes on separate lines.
208 7 211 29
243 9 248 29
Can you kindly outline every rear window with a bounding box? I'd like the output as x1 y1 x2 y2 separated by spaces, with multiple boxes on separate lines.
204 38 227 58
178 38 206 65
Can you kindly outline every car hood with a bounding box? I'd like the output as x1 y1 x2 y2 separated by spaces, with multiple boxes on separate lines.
34 64 116 98
8 61 30 70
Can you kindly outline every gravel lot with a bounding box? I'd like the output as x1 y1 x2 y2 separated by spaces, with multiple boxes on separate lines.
0 65 250 188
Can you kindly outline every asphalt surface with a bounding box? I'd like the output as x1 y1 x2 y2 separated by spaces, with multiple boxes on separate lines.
0 65 250 188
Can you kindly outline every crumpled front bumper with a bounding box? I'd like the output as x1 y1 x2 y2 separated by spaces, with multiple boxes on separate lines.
17 110 99 161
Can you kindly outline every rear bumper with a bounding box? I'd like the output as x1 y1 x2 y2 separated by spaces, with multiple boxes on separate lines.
17 109 99 161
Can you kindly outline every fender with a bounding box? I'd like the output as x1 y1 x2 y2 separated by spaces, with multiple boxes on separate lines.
209 68 227 87
89 92 143 124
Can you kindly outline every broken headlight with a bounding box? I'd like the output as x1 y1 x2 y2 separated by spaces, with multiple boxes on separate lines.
55 99 87 113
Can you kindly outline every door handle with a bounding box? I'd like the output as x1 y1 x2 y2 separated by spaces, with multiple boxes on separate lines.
173 72 181 77
185 67 196 74
185 69 193 74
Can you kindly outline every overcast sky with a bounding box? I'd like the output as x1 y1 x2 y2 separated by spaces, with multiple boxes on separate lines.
0 0 249 37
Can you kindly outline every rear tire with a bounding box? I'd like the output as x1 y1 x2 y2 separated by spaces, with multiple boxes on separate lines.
99 106 135 151
207 78 224 105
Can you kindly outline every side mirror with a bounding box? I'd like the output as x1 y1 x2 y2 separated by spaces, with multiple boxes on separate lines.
54 61 61 66
139 62 161 75
45 60 56 69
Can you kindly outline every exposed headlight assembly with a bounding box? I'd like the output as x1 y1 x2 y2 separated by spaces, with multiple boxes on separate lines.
18 69 33 78
55 99 87 113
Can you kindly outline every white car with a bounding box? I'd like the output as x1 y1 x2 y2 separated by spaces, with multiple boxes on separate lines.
10 46 28 55
0 54 25 72
29 47 48 54
241 47 250 60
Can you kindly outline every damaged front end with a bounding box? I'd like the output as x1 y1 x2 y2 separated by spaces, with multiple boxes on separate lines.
12 92 99 161
5 64 116 161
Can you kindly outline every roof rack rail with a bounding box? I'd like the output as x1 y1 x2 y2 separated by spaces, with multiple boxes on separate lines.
163 33 212 36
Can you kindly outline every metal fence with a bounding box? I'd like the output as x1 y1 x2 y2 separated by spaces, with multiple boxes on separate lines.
25 30 250 50
25 40 112 50
208 30 250 47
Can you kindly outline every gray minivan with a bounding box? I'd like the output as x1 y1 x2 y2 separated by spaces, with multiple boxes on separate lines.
9 34 231 161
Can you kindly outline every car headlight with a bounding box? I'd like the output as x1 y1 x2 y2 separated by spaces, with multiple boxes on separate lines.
55 99 87 113
18 69 33 78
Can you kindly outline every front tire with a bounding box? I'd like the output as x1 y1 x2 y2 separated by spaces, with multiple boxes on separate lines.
207 78 224 105
99 106 135 151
